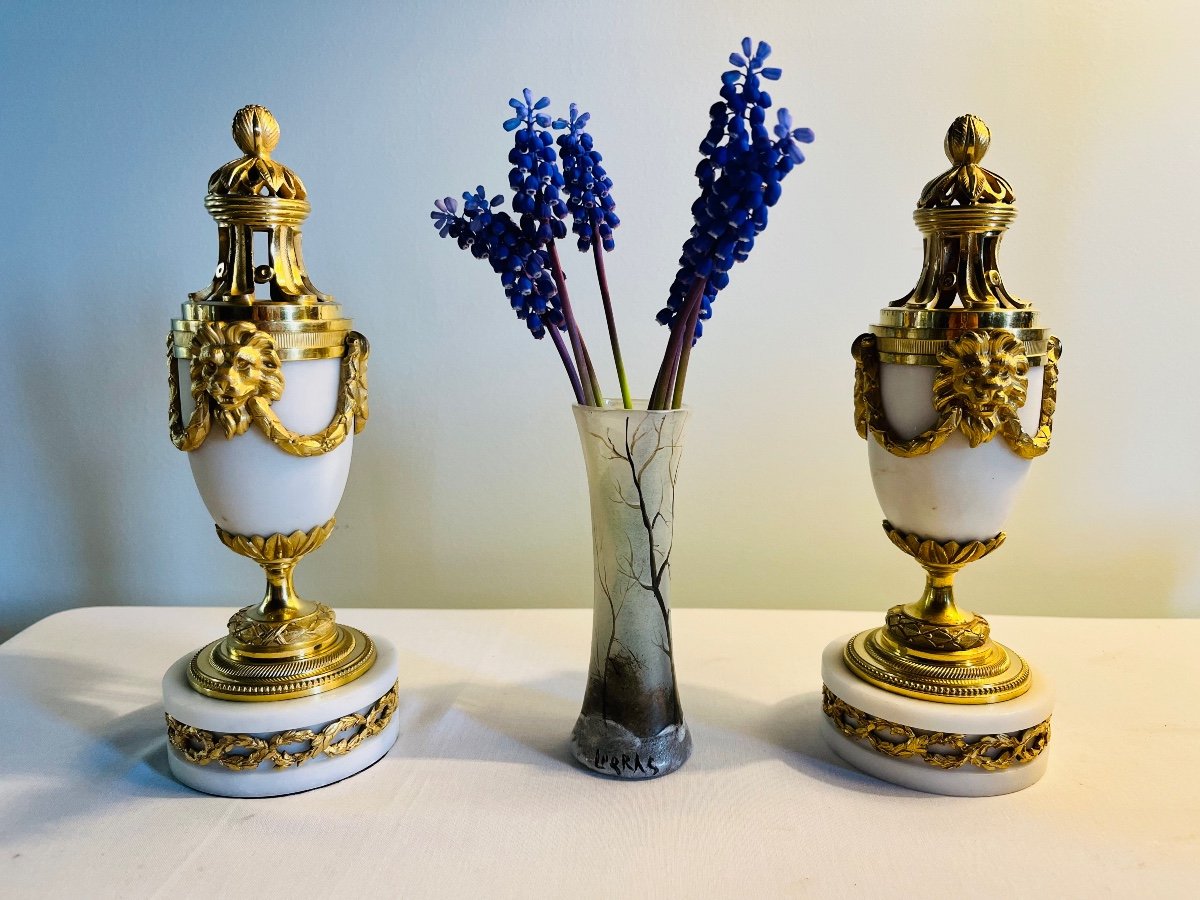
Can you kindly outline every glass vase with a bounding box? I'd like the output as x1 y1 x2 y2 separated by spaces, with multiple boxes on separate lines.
570 400 692 778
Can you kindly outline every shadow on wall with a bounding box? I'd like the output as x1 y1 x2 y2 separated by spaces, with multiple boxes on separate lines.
987 529 1190 619
6 348 126 642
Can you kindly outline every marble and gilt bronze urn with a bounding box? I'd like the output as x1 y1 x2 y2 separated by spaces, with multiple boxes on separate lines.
160 105 399 797
820 115 1061 796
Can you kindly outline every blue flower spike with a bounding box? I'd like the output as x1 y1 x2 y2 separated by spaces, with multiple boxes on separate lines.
656 36 813 350
554 103 620 253
431 38 812 411
506 89 568 245
432 185 562 341
553 100 632 406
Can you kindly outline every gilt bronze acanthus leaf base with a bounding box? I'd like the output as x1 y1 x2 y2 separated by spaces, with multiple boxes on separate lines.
186 518 377 701
842 521 1030 704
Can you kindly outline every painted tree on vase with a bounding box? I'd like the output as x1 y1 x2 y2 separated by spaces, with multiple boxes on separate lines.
574 409 689 776
583 414 685 733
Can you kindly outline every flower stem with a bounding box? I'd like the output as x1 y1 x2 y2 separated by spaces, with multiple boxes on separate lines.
591 241 631 410
671 283 706 409
547 241 599 405
648 324 678 410
548 324 586 405
650 319 686 411
661 327 686 410
581 338 604 407
650 277 705 409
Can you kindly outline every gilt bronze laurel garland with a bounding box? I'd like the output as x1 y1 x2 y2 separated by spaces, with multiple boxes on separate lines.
853 329 1060 461
167 325 369 456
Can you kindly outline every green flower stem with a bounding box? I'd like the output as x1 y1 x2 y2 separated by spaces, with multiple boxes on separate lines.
591 242 631 410
547 241 598 405
670 350 691 409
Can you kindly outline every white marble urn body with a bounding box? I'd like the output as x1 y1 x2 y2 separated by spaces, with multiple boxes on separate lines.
179 357 353 536
869 361 1044 542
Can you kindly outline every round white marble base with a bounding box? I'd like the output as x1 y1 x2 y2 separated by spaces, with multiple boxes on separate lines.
162 637 399 798
820 637 1053 796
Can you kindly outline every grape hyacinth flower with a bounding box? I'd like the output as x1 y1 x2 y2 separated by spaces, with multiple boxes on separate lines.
555 103 631 408
649 37 813 409
504 88 568 245
431 37 812 412
430 195 460 238
430 189 587 404
505 89 604 406
554 104 620 253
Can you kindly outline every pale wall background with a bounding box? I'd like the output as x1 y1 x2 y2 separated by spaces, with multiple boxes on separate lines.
2 0 1197 640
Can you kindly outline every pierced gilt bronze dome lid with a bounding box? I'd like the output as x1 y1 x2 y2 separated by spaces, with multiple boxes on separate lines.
172 105 351 362
872 115 1050 367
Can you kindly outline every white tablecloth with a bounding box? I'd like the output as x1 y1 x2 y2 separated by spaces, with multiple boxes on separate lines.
0 607 1196 897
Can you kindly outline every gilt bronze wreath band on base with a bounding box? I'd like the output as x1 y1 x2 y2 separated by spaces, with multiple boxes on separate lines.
821 686 1049 772
166 681 398 771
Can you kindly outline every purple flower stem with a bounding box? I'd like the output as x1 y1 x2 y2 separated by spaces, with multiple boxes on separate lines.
581 339 605 407
650 277 705 409
581 336 603 407
650 320 686 411
648 326 677 411
591 241 632 410
661 327 686 410
549 323 587 405
671 279 707 410
547 242 601 406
